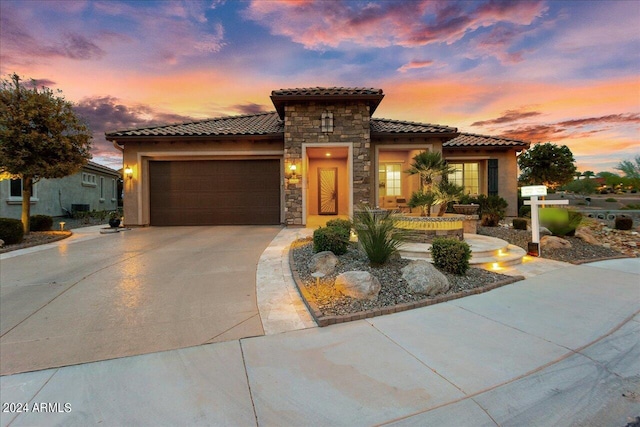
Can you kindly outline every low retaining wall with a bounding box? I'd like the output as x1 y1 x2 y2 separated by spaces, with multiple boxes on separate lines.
395 214 465 243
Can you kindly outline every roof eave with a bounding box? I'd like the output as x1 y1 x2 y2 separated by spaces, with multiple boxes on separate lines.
105 132 284 142
372 131 459 139
270 94 385 119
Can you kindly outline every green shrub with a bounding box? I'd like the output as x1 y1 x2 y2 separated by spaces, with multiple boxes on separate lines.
615 215 633 231
431 238 471 275
512 218 528 230
313 227 349 255
29 215 53 231
325 218 352 238
0 218 24 245
605 197 617 202
519 205 531 218
621 203 640 210
461 194 508 220
353 206 410 266
543 210 583 237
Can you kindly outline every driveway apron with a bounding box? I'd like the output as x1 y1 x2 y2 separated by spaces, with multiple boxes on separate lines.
0 225 281 375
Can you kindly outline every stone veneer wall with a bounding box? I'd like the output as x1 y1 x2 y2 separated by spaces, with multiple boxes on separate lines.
284 101 371 225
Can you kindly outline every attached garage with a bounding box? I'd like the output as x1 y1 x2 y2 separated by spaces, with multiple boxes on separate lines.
149 159 281 226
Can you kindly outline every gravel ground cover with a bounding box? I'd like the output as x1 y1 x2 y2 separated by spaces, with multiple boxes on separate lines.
477 225 631 263
291 238 513 317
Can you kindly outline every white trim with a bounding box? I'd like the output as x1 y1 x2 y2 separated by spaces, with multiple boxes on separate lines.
133 150 285 225
301 143 353 225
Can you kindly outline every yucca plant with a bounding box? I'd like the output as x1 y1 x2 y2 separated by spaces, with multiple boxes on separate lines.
353 206 411 266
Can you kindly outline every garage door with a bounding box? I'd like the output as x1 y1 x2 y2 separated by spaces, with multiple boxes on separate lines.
149 160 281 226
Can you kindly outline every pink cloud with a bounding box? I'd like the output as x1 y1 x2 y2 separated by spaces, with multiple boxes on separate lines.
243 0 547 49
397 60 435 73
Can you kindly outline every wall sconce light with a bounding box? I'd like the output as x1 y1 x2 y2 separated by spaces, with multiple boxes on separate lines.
287 162 300 183
124 166 133 180
321 111 334 133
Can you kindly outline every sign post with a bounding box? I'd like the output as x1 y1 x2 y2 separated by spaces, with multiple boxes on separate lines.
521 185 568 256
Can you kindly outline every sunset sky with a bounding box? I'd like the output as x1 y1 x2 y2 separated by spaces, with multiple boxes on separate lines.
1 0 638 173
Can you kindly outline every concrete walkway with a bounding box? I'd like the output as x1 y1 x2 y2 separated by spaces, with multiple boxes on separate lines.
2 258 638 426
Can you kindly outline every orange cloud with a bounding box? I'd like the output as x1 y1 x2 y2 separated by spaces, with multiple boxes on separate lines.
397 60 435 73
243 0 547 49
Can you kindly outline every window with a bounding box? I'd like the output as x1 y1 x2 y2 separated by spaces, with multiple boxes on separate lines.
448 163 479 194
8 178 37 201
378 163 402 196
82 173 97 186
99 176 105 201
111 179 117 201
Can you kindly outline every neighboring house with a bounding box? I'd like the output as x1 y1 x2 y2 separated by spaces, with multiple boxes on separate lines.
0 161 120 219
106 87 529 227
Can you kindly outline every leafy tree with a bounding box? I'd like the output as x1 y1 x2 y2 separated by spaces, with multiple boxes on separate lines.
563 178 598 196
597 171 625 189
582 170 595 179
0 74 92 233
616 156 640 188
518 143 577 189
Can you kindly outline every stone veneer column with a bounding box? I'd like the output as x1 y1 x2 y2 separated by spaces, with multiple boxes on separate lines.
283 101 371 225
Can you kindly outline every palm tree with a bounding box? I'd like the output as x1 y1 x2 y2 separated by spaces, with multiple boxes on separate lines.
574 171 582 180
582 170 595 179
435 180 465 216
406 151 453 192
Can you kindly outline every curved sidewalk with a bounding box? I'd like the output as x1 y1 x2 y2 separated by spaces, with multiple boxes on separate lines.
2 257 638 426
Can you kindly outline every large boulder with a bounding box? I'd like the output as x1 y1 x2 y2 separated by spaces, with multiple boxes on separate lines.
335 271 381 300
575 227 600 245
0 239 4 248
401 260 450 296
308 251 339 275
541 235 572 249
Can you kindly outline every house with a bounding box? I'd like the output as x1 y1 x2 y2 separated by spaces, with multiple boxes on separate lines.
0 161 121 219
106 87 529 227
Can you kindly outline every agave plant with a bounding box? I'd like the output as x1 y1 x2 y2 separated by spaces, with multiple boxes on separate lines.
353 206 411 266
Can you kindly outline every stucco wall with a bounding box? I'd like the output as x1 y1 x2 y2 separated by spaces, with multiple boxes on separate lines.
443 148 520 217
120 138 283 226
0 168 118 220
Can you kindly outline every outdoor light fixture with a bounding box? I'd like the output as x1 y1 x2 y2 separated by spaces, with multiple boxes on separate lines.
287 163 299 183
321 111 334 133
59 222 66 231
124 166 133 180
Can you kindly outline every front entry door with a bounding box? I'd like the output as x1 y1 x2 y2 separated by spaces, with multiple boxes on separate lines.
318 168 338 215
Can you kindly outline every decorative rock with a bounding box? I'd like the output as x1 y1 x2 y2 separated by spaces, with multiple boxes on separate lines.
0 239 4 247
602 243 611 249
540 235 572 249
575 227 600 245
308 251 339 275
335 271 381 300
401 260 450 296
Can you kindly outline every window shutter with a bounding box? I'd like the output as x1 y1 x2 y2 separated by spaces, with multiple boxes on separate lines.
488 159 498 196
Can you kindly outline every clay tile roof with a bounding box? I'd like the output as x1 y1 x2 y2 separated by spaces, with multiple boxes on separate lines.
270 86 385 118
106 112 283 139
444 132 530 148
371 118 458 135
271 87 383 96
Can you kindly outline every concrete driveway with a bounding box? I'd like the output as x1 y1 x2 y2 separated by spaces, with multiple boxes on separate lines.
0 225 281 375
